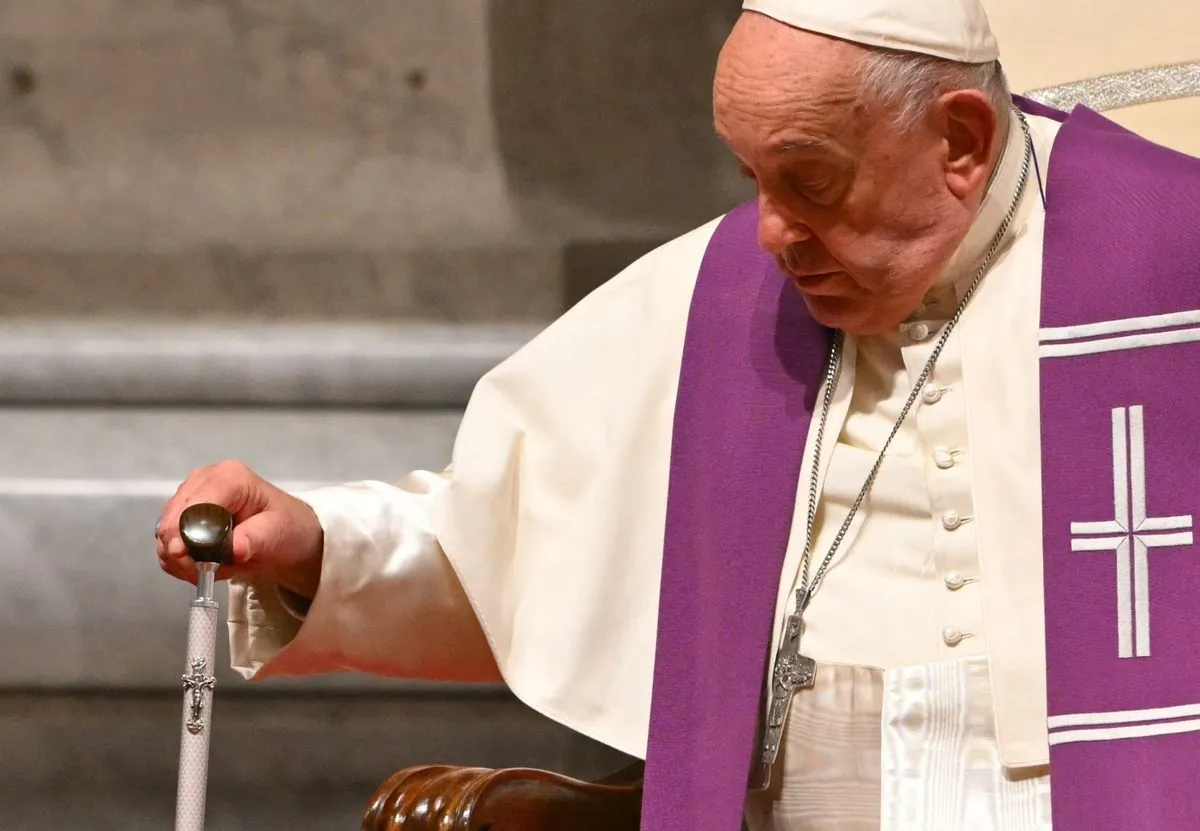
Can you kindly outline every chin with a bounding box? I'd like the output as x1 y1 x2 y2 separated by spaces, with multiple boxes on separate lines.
799 294 900 335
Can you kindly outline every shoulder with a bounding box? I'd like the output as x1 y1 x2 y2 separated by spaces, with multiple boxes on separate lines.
537 214 723 346
477 214 726 398
1048 106 1200 185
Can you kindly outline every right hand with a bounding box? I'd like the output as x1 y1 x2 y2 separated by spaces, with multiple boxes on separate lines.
155 460 325 599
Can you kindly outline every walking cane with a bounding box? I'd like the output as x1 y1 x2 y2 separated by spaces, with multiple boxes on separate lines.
175 503 235 831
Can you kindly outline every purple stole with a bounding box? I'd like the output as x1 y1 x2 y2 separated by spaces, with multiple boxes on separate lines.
1035 104 1200 827
640 101 1200 831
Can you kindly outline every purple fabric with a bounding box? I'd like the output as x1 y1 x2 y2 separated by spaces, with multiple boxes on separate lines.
1039 108 1200 829
639 201 830 831
1014 94 1069 124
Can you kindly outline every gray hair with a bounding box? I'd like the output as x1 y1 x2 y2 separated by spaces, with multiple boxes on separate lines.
858 49 1011 133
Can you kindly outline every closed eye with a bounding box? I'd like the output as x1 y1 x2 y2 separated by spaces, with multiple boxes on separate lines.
784 172 843 207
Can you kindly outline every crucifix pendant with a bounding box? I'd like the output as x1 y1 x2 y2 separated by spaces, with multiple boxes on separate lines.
754 589 817 785
182 656 216 735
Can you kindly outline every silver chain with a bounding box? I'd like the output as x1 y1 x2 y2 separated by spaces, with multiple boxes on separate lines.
795 110 1035 611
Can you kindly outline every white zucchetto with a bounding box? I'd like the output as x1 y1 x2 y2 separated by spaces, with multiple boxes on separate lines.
742 0 1000 64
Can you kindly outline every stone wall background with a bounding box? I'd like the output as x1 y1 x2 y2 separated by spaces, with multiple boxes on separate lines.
0 0 749 322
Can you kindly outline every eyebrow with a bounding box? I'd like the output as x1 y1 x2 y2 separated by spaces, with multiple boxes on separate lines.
772 138 825 152
769 136 850 158
713 126 854 169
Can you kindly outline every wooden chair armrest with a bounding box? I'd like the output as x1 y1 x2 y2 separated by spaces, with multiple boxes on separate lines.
362 763 644 831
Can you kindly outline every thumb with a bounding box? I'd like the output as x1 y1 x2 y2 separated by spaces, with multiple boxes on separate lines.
229 511 285 567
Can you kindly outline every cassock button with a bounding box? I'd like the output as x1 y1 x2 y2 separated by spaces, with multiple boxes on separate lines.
908 322 932 343
944 573 967 591
933 447 955 469
942 627 964 647
921 383 944 405
942 510 963 531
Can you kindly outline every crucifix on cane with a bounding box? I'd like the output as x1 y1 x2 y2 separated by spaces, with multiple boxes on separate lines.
174 503 235 831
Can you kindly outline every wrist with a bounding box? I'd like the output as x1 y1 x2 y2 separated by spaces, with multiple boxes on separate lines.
286 530 324 600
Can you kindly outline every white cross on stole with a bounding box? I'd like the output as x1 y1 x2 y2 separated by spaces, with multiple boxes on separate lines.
1070 406 1194 659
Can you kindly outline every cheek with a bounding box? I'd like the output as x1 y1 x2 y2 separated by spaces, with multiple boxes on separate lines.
812 210 910 283
855 144 946 228
824 173 950 272
808 218 946 303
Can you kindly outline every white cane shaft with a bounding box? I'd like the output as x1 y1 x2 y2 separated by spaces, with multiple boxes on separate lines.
176 603 218 831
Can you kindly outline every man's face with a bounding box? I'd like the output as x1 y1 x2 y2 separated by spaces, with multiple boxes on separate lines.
714 14 985 334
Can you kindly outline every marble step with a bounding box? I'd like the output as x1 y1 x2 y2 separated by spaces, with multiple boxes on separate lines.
0 250 566 323
0 237 664 324
0 690 633 830
0 321 539 406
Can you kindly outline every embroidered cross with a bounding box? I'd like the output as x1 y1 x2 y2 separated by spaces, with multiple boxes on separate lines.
1070 406 1194 658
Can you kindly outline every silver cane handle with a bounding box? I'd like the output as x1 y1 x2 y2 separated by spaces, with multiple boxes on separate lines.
175 504 234 831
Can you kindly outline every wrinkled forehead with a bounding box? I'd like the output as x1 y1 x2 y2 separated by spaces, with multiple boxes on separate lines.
714 13 866 145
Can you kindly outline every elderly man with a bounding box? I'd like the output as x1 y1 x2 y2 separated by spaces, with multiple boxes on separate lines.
156 1 1200 829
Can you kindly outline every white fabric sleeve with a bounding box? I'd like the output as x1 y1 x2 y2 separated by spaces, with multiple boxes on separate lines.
227 470 501 684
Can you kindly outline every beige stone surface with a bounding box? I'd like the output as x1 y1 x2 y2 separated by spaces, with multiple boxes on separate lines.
489 0 749 231
991 0 1200 155
0 0 749 321
0 248 563 321
0 0 515 251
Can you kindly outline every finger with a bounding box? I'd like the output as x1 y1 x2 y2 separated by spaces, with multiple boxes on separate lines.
156 539 173 565
231 529 252 564
170 473 194 499
225 511 282 567
158 538 195 575
156 467 210 542
204 461 259 523
157 539 185 573
159 551 198 585
215 563 251 583
160 546 249 586
155 511 172 544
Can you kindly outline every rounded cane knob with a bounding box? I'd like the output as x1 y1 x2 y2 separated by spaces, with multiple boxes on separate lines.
179 503 235 566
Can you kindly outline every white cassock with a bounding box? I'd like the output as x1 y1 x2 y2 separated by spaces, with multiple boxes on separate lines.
228 111 1060 829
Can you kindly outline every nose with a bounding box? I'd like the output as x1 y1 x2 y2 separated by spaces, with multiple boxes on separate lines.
756 194 813 254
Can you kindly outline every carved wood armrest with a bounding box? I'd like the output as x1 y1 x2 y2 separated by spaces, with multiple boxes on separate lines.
362 763 644 831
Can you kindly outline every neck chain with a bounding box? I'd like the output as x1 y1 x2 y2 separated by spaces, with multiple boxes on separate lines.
795 109 1034 612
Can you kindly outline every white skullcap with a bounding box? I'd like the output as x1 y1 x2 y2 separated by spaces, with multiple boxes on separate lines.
742 0 1000 64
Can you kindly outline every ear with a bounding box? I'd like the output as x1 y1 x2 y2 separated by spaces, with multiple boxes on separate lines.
937 89 1000 201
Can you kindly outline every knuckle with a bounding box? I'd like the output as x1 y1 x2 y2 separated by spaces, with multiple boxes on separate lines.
215 459 248 475
171 460 259 514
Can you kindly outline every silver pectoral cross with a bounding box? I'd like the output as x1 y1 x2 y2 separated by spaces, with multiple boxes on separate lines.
756 589 817 781
182 657 216 735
